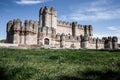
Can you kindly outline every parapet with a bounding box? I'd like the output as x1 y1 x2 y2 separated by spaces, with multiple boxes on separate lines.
7 18 22 32
112 36 118 42
24 20 38 33
83 25 93 30
57 20 72 27
7 19 38 34
57 20 92 31
39 6 57 16
102 36 118 42
77 24 84 29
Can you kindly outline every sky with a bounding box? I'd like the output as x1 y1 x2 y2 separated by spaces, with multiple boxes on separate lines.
0 0 120 43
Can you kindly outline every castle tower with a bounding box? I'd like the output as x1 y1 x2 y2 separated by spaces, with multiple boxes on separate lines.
39 6 57 29
81 34 89 49
102 37 112 49
96 38 99 49
88 25 93 36
12 19 21 44
60 33 66 48
112 36 118 49
107 37 112 49
6 20 13 43
72 22 77 37
24 20 29 44
84 25 88 36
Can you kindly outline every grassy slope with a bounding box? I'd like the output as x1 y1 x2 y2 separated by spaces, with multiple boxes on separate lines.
0 48 120 80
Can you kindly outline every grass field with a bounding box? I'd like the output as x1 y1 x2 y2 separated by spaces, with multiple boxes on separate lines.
0 48 120 80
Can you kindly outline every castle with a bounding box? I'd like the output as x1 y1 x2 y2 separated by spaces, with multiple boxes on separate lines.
6 6 118 49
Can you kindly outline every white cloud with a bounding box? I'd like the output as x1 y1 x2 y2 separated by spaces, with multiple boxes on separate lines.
93 32 120 43
91 0 109 7
93 33 109 39
93 26 120 43
107 26 118 31
59 15 67 21
59 0 120 21
15 0 51 5
59 7 120 21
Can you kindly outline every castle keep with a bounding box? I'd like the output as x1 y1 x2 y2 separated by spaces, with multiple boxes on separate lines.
6 6 118 49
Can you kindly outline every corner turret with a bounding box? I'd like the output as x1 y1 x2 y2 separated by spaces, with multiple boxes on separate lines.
112 36 118 49
72 22 77 37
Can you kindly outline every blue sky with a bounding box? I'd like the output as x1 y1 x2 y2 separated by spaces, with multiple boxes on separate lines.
0 0 120 43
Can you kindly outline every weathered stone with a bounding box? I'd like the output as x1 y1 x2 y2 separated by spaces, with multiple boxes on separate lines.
6 6 119 49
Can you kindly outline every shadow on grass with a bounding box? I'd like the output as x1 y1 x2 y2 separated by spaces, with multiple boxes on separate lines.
0 66 38 80
59 69 120 80
99 49 120 52
0 67 9 80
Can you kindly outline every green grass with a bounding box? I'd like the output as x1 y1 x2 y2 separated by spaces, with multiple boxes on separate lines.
0 48 120 80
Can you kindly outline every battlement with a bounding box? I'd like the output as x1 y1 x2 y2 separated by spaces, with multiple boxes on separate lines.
7 19 38 34
102 36 118 42
56 33 81 42
57 20 72 27
6 6 119 49
83 25 93 30
39 6 57 16
57 20 92 30
89 38 103 44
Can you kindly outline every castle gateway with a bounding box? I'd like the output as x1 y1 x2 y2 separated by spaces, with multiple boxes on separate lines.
6 6 118 49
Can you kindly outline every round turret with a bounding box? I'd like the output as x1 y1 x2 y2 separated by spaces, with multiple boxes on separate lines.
39 7 44 15
50 7 57 16
72 22 77 26
13 19 21 30
16 19 21 23
83 34 89 41
24 20 29 25
102 37 107 41
7 20 13 32
112 36 118 42
56 33 61 40
96 37 99 43
108 36 112 41
16 19 22 26
13 19 17 25
60 33 66 41
88 25 92 30
44 6 49 13
24 20 29 31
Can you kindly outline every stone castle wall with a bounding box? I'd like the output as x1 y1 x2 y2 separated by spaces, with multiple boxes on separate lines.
6 6 118 49
6 19 38 45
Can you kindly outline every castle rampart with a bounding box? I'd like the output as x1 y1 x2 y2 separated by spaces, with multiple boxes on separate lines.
6 6 119 49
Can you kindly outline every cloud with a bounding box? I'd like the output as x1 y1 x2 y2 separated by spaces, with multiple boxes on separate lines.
15 0 51 5
93 26 120 43
59 10 118 21
60 7 120 21
107 26 118 31
91 0 110 7
93 32 120 43
59 0 120 21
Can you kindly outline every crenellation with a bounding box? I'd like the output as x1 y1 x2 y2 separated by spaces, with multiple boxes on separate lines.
13 19 21 31
57 20 72 27
6 6 119 49
77 24 83 29
112 36 118 42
